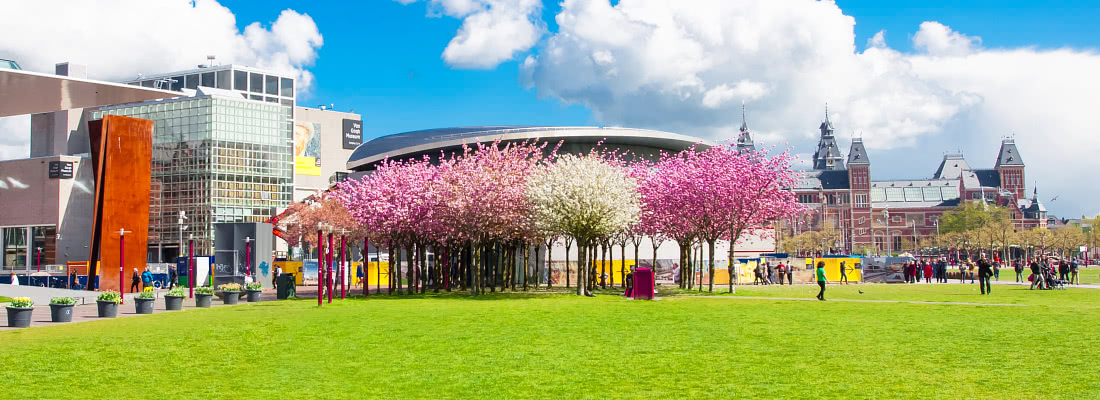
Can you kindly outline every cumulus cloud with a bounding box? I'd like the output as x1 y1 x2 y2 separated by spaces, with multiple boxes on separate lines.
398 0 544 69
519 0 1096 215
912 21 981 56
0 0 323 160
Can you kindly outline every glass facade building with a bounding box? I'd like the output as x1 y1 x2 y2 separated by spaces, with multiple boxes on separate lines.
92 95 293 259
123 65 296 109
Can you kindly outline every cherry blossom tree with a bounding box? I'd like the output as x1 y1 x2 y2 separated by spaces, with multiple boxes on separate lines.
528 152 640 296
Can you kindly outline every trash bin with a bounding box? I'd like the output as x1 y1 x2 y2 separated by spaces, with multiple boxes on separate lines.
277 273 296 299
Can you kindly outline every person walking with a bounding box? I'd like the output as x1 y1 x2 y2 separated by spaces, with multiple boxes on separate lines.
141 268 153 291
786 262 794 285
168 266 178 290
903 261 911 284
753 264 762 285
1014 260 1024 283
838 261 848 285
1029 259 1044 290
977 255 993 295
968 262 976 284
766 262 775 285
130 268 141 293
9 272 19 286
923 262 933 283
815 261 827 301
1058 261 1068 282
776 263 786 285
993 262 1000 281
1070 259 1080 285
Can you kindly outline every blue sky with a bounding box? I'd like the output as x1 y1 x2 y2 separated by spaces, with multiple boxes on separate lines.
3 0 1097 216
219 0 1100 140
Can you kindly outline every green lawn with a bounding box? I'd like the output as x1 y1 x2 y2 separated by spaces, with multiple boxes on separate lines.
1078 267 1100 284
2 285 1098 399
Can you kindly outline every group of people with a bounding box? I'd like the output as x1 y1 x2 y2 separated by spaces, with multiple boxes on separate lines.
901 258 951 283
129 268 155 292
1027 257 1080 289
753 262 793 285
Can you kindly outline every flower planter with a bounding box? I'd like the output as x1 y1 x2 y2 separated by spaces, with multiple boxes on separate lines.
97 300 118 318
49 304 75 322
134 298 155 314
246 290 263 303
6 307 32 328
222 292 240 305
164 295 184 311
195 293 212 308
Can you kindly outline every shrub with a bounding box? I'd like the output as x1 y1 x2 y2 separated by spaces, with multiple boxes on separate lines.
246 282 263 291
50 297 77 305
166 287 186 297
10 297 33 308
97 291 122 304
218 283 242 292
136 290 156 299
195 286 215 295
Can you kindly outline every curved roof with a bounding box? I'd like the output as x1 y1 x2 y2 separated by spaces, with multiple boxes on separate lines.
347 126 710 170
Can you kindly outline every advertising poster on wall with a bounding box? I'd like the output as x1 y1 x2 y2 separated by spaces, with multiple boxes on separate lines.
294 122 322 176
342 119 363 149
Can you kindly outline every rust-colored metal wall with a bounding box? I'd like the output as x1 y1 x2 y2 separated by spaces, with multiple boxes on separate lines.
87 115 153 294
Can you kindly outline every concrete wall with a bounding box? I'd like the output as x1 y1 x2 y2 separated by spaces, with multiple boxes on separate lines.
0 155 92 265
292 107 361 201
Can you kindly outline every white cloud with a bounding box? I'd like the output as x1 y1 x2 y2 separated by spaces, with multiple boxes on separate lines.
912 21 981 56
0 0 323 161
509 0 1096 216
398 0 544 69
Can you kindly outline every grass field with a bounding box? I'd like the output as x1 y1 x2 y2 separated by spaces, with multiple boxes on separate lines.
1 284 1098 399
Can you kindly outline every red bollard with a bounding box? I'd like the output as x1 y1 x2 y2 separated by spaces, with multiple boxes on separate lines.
317 230 323 307
364 238 370 297
188 239 194 298
327 233 334 304
340 236 346 300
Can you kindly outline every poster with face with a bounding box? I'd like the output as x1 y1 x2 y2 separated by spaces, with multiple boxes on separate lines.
294 122 322 176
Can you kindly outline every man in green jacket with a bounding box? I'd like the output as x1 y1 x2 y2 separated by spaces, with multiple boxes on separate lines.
815 261 827 301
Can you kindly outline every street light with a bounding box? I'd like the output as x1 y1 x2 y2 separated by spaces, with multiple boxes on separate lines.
178 211 187 263
884 206 891 255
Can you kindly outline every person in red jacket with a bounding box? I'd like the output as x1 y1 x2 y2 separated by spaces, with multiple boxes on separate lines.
922 262 933 283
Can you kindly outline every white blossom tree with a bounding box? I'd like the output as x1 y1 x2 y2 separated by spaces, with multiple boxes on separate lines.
527 153 640 296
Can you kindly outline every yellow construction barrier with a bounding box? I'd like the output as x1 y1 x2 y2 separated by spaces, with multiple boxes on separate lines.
803 257 863 281
591 259 636 285
274 261 304 285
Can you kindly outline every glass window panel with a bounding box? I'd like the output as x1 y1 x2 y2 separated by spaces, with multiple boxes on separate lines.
233 70 248 91
922 187 942 201
141 80 154 88
186 74 199 89
216 70 230 89
250 73 263 93
265 75 279 95
869 188 886 203
941 186 960 200
170 76 184 91
903 187 923 202
201 72 215 88
280 78 294 97
3 227 28 267
885 187 904 202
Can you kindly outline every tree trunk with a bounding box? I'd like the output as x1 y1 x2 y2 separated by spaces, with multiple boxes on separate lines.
601 242 608 289
565 241 572 289
728 232 737 293
576 243 586 296
620 242 627 288
523 243 531 291
546 239 554 289
388 245 395 295
708 239 716 293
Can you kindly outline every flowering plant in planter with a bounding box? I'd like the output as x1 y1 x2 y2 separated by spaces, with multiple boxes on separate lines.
136 287 156 299
218 283 242 293
50 297 77 305
195 286 215 295
97 291 122 304
246 282 263 291
10 297 33 308
166 287 186 297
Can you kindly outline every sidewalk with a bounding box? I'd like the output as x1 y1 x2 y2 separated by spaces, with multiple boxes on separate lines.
1 289 278 331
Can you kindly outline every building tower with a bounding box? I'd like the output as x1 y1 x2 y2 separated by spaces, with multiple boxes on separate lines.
994 138 1026 200
846 137 872 252
812 105 845 170
735 103 755 153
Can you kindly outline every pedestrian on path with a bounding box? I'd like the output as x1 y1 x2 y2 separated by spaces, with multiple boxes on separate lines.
923 262 933 283
1014 260 1024 282
785 263 794 285
993 262 1000 281
168 267 177 290
776 263 786 285
978 255 993 295
141 268 153 291
1070 260 1080 285
1029 259 1044 290
130 268 141 293
839 261 848 285
9 272 18 286
815 261 827 301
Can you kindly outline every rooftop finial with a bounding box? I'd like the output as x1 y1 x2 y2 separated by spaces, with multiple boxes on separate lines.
824 102 829 121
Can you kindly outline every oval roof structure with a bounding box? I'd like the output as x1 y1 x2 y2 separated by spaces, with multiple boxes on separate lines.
347 126 710 170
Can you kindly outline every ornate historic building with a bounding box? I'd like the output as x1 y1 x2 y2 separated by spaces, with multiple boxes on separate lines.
765 108 1048 254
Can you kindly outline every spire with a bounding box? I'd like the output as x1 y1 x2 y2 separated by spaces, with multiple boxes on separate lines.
812 103 843 170
736 101 755 153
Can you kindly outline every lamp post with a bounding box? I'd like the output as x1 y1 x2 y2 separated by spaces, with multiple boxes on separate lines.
340 234 347 300
118 229 131 304
35 247 43 273
363 238 370 297
178 210 187 264
188 234 194 298
327 231 334 304
884 207 891 255
243 236 253 281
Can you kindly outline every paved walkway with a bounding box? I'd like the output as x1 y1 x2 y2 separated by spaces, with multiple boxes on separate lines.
1 289 278 331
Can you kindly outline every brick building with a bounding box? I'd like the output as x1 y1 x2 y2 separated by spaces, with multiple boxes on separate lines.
773 108 1047 254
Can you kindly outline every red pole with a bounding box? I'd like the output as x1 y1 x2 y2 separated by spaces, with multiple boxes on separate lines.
188 239 194 298
340 236 347 300
317 230 323 307
369 237 374 296
119 232 125 305
327 233 334 303
36 250 41 273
